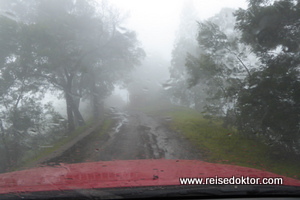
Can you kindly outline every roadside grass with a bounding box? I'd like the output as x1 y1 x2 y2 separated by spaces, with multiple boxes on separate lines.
17 116 112 171
90 117 113 139
143 104 300 180
53 117 114 164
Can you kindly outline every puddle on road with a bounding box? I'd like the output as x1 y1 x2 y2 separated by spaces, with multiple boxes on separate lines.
111 112 129 134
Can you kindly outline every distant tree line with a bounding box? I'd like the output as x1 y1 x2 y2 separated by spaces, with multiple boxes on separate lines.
0 0 144 172
169 0 300 154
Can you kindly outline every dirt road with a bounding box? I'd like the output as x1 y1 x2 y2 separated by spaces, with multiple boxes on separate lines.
46 109 202 164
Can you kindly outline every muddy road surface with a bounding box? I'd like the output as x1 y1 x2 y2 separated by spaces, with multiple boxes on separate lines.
46 109 202 164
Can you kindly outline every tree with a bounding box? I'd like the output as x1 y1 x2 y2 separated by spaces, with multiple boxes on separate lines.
0 0 144 171
31 0 117 130
168 0 202 108
81 28 145 119
185 8 257 119
234 0 300 152
1 0 144 131
235 0 300 54
0 15 55 171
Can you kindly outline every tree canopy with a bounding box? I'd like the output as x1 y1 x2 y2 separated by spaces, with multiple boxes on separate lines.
234 0 300 152
0 0 144 172
181 1 300 154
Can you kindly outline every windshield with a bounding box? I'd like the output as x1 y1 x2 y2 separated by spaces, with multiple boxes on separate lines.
0 0 300 199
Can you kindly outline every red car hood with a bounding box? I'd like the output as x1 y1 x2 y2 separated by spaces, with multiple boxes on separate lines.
0 159 300 194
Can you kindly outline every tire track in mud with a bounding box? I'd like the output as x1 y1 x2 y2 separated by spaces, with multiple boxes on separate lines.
134 111 202 160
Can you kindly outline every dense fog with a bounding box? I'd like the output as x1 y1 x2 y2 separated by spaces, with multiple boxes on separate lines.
0 0 299 179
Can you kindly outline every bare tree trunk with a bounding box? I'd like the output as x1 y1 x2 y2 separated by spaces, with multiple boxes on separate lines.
65 91 75 132
71 97 85 126
64 68 85 131
65 89 85 130
93 93 100 119
0 120 11 172
91 75 102 120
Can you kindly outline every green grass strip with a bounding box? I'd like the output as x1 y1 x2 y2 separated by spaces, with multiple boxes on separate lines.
146 105 300 180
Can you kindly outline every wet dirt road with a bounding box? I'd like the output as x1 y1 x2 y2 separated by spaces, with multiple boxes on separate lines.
46 109 202 164
86 110 202 161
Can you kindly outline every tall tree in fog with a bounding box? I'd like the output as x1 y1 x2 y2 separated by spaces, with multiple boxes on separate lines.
0 0 144 132
168 0 201 107
0 0 144 171
81 26 145 119
33 0 101 130
186 8 257 118
0 13 59 170
234 0 300 152
32 0 144 128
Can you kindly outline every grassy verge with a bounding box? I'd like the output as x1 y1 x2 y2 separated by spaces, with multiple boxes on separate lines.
143 104 300 180
16 118 106 170
91 117 113 139
45 117 114 164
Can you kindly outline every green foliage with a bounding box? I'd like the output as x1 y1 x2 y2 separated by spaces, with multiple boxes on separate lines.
237 55 300 149
186 11 253 117
180 2 300 155
168 0 201 107
197 21 228 52
0 0 144 172
235 0 300 53
186 53 220 88
235 0 300 152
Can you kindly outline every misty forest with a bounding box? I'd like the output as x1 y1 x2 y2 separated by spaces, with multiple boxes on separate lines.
0 0 300 176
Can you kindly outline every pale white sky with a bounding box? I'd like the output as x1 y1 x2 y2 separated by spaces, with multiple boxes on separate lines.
108 0 248 101
109 0 247 59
